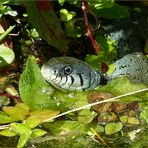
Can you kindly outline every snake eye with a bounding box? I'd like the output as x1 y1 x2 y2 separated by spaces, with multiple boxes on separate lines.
64 66 73 75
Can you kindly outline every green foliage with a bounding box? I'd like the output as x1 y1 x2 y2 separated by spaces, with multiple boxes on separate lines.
30 128 47 139
120 115 140 125
88 0 115 9
0 103 29 124
105 122 122 135
58 0 65 6
86 35 117 69
25 1 68 51
60 9 76 22
0 25 15 42
101 78 148 123
3 103 29 121
0 111 16 124
53 90 89 111
60 9 82 38
139 93 148 123
0 103 59 147
18 56 148 146
119 115 128 124
95 124 104 133
10 123 32 148
91 2 129 19
0 1 147 147
0 1 17 17
0 128 17 137
19 56 57 110
78 110 97 124
0 122 47 148
140 108 148 123
0 44 15 68
23 110 60 128
101 78 148 96
43 120 89 135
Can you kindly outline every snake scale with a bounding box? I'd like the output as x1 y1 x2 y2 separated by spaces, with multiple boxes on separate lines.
41 18 148 91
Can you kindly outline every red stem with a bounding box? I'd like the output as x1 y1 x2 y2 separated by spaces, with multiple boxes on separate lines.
81 0 100 55
0 93 21 103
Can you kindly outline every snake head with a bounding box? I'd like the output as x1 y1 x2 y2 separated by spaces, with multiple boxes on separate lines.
41 57 105 91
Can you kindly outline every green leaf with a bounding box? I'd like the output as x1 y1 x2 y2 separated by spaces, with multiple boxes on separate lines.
58 0 65 5
105 122 123 135
127 117 140 125
0 44 15 68
60 9 81 38
43 120 88 135
78 110 97 124
120 115 140 125
95 124 104 133
17 135 30 148
0 0 8 6
0 25 15 42
138 92 148 123
2 103 30 121
10 123 32 148
53 91 89 111
101 78 148 97
23 110 60 128
60 9 76 22
26 1 68 51
89 0 115 9
19 56 57 110
93 3 129 19
119 115 128 124
0 5 16 17
30 28 39 39
0 111 16 124
31 128 47 139
140 105 148 123
0 129 17 137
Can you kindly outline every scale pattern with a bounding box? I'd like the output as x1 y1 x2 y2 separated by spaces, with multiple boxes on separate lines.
109 52 148 84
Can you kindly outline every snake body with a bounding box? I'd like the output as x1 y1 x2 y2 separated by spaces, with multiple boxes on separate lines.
108 52 148 84
41 53 148 91
41 19 148 91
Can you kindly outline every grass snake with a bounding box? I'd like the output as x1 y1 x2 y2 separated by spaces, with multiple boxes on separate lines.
41 19 148 91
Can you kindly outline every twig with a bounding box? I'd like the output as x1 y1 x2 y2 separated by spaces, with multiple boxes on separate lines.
0 124 10 130
43 88 148 122
88 9 100 31
90 128 109 147
81 0 100 55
